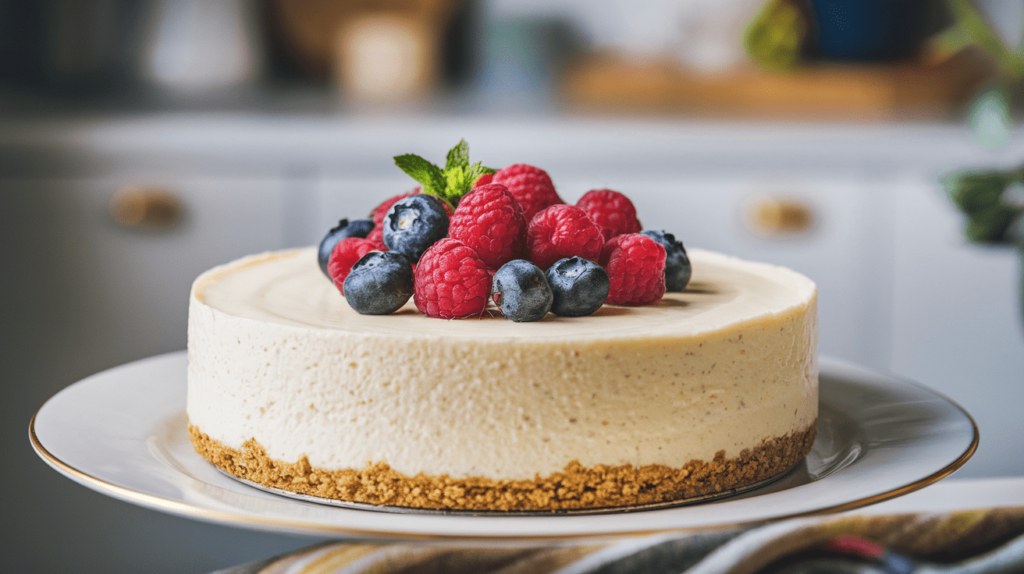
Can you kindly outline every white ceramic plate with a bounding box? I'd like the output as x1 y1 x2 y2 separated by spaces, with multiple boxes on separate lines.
31 351 976 541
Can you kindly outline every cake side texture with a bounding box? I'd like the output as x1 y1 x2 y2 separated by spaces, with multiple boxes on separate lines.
186 247 818 508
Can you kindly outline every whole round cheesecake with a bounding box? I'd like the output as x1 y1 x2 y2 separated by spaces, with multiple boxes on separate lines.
187 247 818 511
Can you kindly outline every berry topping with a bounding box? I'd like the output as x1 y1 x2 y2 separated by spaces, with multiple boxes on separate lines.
369 197 451 247
394 139 495 209
371 190 418 227
525 204 604 271
365 225 384 245
334 139 686 320
545 257 610 317
382 194 450 263
576 189 642 241
318 218 375 278
491 164 563 220
599 233 667 306
473 172 494 187
491 260 553 322
449 184 528 269
327 237 387 295
414 238 492 319
343 251 414 315
641 230 692 291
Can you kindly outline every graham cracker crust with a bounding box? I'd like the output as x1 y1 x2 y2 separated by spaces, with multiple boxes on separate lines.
190 423 816 511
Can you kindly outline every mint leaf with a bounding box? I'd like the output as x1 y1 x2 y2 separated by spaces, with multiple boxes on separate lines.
445 139 470 172
467 162 496 183
394 154 445 195
445 167 470 203
395 140 493 208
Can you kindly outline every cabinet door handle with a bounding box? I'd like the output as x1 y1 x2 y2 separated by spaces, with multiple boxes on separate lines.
743 196 815 237
110 187 184 230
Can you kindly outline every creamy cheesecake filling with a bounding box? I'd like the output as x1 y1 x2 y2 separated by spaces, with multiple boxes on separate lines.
187 247 817 484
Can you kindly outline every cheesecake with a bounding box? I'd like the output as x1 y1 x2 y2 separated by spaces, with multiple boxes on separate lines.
187 247 818 511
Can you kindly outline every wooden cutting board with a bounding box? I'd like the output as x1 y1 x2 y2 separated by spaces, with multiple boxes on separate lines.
560 49 995 120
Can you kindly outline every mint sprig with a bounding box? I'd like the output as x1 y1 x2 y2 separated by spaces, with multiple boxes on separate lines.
394 140 495 208
445 139 469 172
394 154 446 197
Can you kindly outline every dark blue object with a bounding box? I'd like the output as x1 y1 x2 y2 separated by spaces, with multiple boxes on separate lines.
545 257 609 317
809 0 926 61
318 218 375 278
382 195 449 263
343 251 414 315
641 230 691 292
492 260 553 322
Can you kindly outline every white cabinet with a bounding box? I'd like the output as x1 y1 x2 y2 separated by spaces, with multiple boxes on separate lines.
7 176 292 369
890 177 1024 477
3 177 322 574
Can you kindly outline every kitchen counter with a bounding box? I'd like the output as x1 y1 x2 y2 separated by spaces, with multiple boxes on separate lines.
1 113 1023 178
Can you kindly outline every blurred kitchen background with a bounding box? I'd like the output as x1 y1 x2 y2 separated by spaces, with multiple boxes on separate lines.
2 0 1024 572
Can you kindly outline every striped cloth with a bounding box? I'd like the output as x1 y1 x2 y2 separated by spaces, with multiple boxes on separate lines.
214 507 1024 574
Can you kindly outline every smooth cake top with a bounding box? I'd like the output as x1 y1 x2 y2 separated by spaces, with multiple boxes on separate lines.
192 247 815 340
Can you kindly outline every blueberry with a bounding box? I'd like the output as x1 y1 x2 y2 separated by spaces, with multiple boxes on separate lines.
318 218 375 278
343 251 414 315
641 230 691 291
545 257 609 317
491 260 553 322
382 195 449 263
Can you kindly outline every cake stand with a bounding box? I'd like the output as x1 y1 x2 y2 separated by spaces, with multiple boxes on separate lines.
30 351 977 541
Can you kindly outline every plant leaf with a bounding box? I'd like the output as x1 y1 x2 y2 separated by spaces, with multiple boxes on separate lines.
944 166 1024 244
445 139 470 172
467 162 496 182
444 166 469 203
948 0 1024 79
945 170 1010 214
965 207 1017 243
394 154 445 196
395 140 492 208
743 0 805 72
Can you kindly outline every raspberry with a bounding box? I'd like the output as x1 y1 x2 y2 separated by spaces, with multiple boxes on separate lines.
327 237 387 295
491 164 563 221
365 225 383 244
414 238 492 319
577 189 642 241
370 189 419 227
599 234 666 306
449 184 527 269
525 204 604 271
473 172 494 187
